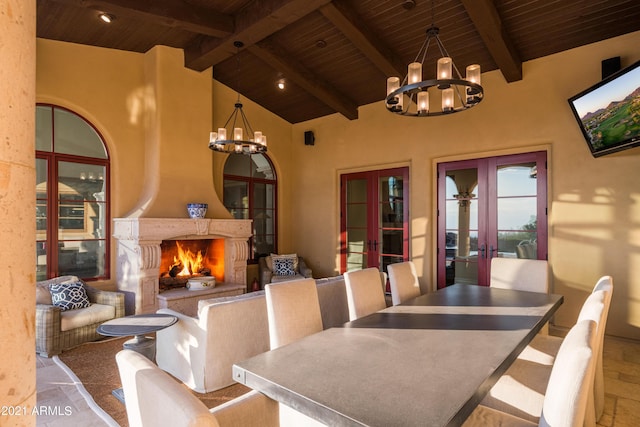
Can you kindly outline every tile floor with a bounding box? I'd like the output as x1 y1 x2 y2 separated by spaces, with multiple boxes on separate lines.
36 336 640 426
36 355 117 427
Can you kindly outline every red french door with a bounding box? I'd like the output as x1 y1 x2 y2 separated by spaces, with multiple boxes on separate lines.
437 152 547 288
340 167 409 274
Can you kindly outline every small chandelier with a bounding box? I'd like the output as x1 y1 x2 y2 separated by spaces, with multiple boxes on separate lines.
385 2 483 117
209 41 267 155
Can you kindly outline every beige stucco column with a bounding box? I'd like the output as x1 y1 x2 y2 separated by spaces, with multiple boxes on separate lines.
0 1 37 426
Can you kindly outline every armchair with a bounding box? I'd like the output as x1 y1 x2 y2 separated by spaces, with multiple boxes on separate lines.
258 254 312 288
36 275 124 357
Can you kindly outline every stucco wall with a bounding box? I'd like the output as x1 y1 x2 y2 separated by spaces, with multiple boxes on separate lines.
35 31 640 340
291 30 640 339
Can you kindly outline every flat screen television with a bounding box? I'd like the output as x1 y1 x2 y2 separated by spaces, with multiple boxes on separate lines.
568 59 640 157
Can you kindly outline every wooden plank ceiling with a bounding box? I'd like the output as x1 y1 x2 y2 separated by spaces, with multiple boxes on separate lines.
37 0 640 124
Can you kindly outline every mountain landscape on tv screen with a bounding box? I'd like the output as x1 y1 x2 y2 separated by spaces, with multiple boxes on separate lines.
580 87 640 149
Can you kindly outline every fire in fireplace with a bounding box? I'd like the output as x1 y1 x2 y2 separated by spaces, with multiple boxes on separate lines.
159 239 224 290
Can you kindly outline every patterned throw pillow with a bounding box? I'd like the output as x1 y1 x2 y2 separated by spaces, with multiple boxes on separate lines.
272 257 296 276
49 281 91 311
269 253 298 271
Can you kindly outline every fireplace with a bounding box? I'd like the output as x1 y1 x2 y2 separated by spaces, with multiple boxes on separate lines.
158 239 224 290
113 218 252 314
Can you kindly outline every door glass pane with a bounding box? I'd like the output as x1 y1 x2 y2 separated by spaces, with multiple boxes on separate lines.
346 204 367 227
497 164 537 197
498 231 537 259
347 179 367 203
58 240 106 278
224 180 249 219
57 161 107 279
346 228 368 270
54 109 107 159
36 158 48 281
497 197 537 230
381 229 403 255
345 177 368 271
224 154 251 177
251 154 275 179
36 158 48 233
58 162 106 240
445 170 479 285
253 182 275 258
36 106 53 152
380 176 404 226
496 162 538 259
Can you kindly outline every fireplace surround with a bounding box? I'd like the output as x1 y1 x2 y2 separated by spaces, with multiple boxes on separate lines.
113 218 252 314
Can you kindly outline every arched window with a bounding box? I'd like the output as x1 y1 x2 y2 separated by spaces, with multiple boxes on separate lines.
223 153 277 262
36 105 110 281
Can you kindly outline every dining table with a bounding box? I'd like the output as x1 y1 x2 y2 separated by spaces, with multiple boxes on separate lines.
232 283 563 427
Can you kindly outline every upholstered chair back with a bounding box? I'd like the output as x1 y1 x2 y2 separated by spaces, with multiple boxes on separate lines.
265 278 323 350
588 276 614 421
344 268 387 321
540 319 598 427
387 261 421 305
117 349 218 427
490 258 549 293
117 350 279 427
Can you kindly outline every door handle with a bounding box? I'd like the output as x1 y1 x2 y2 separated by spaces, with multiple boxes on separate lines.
479 244 486 259
373 240 378 251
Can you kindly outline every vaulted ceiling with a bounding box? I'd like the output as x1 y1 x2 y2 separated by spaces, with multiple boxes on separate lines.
37 0 640 124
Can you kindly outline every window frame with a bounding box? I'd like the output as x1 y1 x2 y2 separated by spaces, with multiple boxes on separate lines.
223 153 278 262
36 104 111 281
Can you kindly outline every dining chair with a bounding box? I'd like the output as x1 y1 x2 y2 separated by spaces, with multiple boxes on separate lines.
464 318 598 427
265 278 323 350
518 276 613 422
480 276 612 425
344 267 387 321
387 261 421 305
116 349 279 427
490 257 550 335
490 257 549 293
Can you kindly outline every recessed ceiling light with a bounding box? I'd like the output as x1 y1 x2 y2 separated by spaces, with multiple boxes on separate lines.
99 13 115 23
277 79 286 90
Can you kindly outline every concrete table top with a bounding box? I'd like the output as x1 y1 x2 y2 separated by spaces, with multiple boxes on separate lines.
233 283 563 427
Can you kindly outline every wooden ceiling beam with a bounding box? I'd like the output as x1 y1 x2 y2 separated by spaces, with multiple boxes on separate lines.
49 0 234 38
248 40 359 120
460 0 522 82
184 0 333 71
319 2 406 78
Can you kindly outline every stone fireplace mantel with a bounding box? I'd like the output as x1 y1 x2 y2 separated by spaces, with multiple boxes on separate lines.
113 218 252 314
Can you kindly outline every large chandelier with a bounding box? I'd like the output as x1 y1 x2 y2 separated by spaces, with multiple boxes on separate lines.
385 2 484 117
209 41 267 154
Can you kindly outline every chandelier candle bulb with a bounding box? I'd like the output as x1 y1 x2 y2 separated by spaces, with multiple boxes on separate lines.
261 135 267 147
233 128 243 140
217 128 226 140
254 131 262 144
465 64 482 104
417 91 429 114
437 57 452 79
408 62 422 84
442 88 454 112
466 64 481 85
235 144 242 153
386 77 402 111
209 132 217 143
